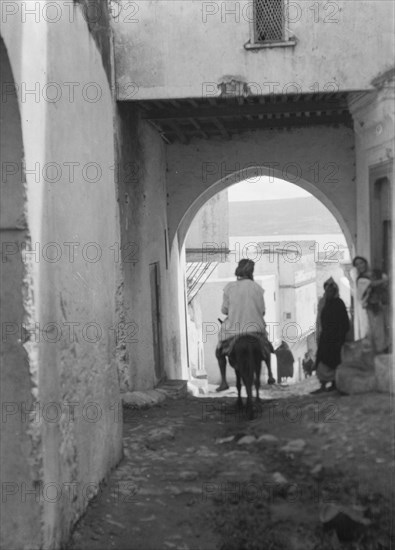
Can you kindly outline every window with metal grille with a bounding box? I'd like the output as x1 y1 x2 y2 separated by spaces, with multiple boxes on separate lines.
254 0 285 43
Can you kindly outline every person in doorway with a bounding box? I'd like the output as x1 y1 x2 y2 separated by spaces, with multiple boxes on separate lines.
275 341 295 384
352 256 390 354
215 259 274 391
302 350 315 378
311 278 350 394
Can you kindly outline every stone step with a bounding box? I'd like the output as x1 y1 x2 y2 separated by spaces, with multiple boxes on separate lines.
336 353 393 395
187 376 209 396
122 380 188 408
374 354 393 393
155 379 188 399
341 339 375 371
336 365 377 395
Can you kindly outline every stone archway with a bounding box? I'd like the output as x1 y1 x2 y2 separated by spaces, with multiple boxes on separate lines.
0 36 42 550
175 164 354 387
176 165 355 255
166 125 357 259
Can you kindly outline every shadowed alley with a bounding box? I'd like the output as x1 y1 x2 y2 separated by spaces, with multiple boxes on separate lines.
68 380 393 550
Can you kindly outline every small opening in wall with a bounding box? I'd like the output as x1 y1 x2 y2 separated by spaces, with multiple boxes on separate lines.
164 229 169 270
254 0 285 43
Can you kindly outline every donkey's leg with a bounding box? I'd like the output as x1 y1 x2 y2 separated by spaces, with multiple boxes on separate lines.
245 383 254 420
236 370 243 409
266 353 275 385
255 360 262 403
216 352 229 392
242 370 254 420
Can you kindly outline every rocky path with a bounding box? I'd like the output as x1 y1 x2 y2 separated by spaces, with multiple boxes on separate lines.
68 379 394 550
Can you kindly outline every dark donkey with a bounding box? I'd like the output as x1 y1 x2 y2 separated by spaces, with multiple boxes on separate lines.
228 333 275 420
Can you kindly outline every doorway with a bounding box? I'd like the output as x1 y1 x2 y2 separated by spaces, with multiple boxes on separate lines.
370 165 392 275
150 262 165 380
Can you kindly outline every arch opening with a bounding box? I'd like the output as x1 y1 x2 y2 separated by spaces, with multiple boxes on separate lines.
176 165 355 256
183 173 353 389
0 35 42 550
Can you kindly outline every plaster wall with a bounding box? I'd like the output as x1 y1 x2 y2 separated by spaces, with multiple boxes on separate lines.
277 246 318 340
0 36 42 550
1 4 123 548
113 0 394 100
166 126 356 252
115 104 184 389
348 82 394 361
186 300 205 376
278 284 316 342
278 280 316 382
186 191 229 252
294 282 317 336
178 245 190 380
277 242 316 286
349 86 394 262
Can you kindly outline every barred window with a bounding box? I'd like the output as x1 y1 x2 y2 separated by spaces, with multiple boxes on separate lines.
254 0 285 43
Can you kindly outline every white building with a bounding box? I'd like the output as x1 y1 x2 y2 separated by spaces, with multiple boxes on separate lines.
1 1 393 546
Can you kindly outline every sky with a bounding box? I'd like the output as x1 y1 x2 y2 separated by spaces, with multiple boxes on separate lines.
227 177 311 202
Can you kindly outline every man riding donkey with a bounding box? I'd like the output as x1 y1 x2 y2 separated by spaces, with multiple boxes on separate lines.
215 259 275 392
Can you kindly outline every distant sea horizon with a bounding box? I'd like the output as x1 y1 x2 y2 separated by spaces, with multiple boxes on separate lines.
228 234 350 262
229 197 344 238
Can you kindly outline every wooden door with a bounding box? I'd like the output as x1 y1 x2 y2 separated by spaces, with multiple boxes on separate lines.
370 161 393 276
150 262 164 380
371 175 392 275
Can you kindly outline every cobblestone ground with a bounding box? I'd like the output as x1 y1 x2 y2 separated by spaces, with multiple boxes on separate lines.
68 378 394 550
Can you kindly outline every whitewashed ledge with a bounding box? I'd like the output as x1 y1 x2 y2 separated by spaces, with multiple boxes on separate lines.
122 380 188 408
336 352 393 395
375 354 393 393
